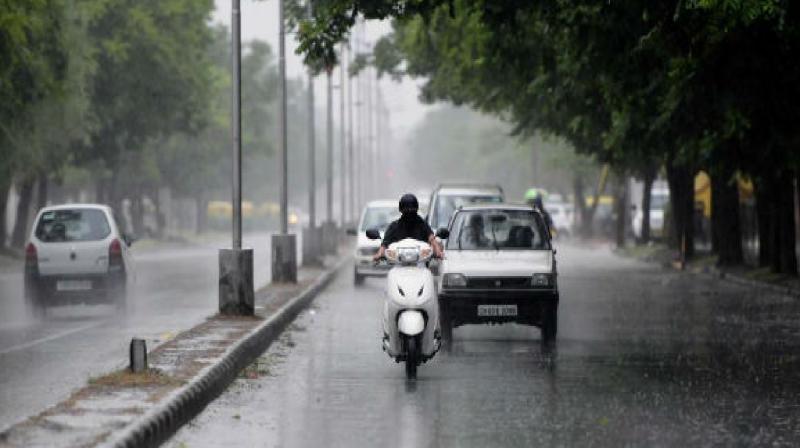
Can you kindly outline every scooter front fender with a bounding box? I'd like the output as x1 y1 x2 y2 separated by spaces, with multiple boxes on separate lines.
397 310 425 336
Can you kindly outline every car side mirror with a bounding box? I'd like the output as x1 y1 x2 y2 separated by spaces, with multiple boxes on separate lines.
346 228 357 236
435 228 449 239
365 228 381 240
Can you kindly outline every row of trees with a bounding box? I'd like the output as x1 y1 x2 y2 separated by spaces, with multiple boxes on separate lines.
297 0 800 275
1 1 316 249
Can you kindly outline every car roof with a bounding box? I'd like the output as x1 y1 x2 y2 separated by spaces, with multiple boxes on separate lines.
39 203 111 213
456 202 536 212
434 186 504 197
365 200 397 209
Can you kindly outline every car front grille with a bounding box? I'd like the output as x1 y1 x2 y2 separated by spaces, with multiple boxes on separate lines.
466 277 531 289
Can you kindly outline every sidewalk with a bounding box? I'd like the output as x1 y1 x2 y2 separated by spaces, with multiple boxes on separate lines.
617 243 800 297
0 249 349 448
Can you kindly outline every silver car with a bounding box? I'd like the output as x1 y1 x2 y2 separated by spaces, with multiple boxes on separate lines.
24 204 135 315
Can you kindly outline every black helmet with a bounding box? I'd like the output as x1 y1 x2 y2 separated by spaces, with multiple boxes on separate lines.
399 193 419 214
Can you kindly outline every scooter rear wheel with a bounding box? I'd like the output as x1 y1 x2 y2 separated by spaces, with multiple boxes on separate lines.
405 336 418 380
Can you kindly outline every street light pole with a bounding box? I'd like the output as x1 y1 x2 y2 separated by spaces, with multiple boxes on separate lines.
339 44 346 227
326 70 333 225
347 38 355 224
219 0 254 315
301 0 320 267
306 4 315 231
232 0 242 250
272 0 297 282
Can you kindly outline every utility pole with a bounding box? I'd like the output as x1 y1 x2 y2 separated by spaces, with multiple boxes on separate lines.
347 37 355 224
301 0 320 267
366 66 374 202
339 44 347 227
219 0 254 315
272 0 297 282
326 70 333 225
321 68 336 254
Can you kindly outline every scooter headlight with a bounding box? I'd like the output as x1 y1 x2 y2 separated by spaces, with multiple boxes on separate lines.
397 247 420 263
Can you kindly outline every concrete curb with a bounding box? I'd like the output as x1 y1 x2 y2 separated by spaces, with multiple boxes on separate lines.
104 257 349 448
705 267 800 298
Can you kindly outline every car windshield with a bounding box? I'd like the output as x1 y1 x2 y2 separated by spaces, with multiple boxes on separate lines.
35 209 111 242
360 207 399 231
432 194 503 230
447 209 549 251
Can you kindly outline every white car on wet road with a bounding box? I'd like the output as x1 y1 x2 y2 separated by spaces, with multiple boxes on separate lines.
437 203 559 346
349 200 399 285
24 204 135 315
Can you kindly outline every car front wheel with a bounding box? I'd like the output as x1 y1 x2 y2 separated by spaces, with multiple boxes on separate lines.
439 303 453 349
541 300 558 345
24 279 46 319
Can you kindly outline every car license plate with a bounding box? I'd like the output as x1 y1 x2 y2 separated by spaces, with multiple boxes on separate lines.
477 305 518 317
57 280 92 291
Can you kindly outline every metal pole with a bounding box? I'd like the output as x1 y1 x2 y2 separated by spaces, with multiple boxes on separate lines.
366 66 374 202
231 0 242 250
278 0 288 234
347 38 355 223
306 1 315 229
326 70 333 223
339 44 346 226
353 67 361 217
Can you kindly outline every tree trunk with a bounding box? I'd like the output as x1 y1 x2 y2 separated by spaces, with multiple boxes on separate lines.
640 168 655 244
196 192 207 234
756 179 772 267
131 189 145 238
573 175 588 237
711 169 743 266
615 176 627 248
36 175 48 211
0 177 10 249
11 178 35 248
777 171 797 275
665 163 695 260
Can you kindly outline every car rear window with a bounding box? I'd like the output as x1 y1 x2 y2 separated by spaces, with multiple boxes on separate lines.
35 209 111 242
447 210 549 250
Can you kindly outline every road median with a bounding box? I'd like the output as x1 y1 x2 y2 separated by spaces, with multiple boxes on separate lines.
0 251 349 448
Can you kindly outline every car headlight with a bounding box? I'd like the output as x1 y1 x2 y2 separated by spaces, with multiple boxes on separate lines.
442 273 467 288
532 273 552 287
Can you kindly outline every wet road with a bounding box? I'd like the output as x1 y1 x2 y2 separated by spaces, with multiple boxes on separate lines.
169 243 800 447
0 233 275 430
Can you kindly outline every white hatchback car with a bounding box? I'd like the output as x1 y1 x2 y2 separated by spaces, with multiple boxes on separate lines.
349 200 400 285
24 204 134 315
438 203 559 346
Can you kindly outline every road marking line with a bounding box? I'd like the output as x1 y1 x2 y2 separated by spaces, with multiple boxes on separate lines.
0 322 103 356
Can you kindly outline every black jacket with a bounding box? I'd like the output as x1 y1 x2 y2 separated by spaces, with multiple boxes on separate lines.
381 213 433 248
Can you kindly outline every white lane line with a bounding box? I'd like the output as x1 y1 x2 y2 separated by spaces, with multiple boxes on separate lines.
0 322 103 356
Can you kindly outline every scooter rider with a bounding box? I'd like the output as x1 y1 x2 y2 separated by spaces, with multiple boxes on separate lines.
373 193 444 261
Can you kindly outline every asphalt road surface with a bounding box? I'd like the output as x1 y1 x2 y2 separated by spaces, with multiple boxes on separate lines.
169 243 800 447
0 233 275 430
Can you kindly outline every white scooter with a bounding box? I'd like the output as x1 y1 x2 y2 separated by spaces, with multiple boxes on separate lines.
366 230 441 379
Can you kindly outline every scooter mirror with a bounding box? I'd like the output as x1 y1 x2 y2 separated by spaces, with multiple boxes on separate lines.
365 228 381 240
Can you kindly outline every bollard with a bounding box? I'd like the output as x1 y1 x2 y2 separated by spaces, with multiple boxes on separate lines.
130 338 148 373
272 234 298 283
